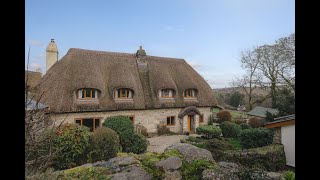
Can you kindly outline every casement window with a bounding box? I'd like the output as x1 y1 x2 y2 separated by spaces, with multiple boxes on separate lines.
166 116 175 126
78 89 97 99
184 89 196 97
199 114 204 123
75 118 101 132
115 88 133 99
159 89 174 98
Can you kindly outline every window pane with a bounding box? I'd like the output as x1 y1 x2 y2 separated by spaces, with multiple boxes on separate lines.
118 89 120 98
188 90 191 97
75 120 81 125
121 89 126 98
95 119 100 129
162 90 169 97
167 117 170 125
171 116 175 125
86 89 91 98
81 90 85 98
83 118 94 132
92 90 96 98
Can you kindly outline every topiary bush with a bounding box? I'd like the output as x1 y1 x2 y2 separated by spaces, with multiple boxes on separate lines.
216 110 232 123
53 123 91 170
248 117 265 128
220 121 241 138
240 123 251 129
196 125 222 139
103 116 134 133
240 127 274 149
87 127 121 163
120 130 148 154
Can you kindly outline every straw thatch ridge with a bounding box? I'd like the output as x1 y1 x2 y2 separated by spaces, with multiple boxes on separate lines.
38 48 217 112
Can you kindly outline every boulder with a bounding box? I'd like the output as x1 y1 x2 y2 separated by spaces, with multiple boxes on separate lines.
163 170 182 180
155 156 182 171
93 156 139 172
266 171 283 180
202 162 241 180
165 143 213 162
111 166 152 180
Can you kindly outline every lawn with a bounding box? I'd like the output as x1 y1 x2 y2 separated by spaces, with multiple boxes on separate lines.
211 108 248 120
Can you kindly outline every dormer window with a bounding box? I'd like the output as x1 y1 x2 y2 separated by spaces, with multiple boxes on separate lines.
184 89 196 98
115 88 133 99
159 89 174 98
78 88 98 99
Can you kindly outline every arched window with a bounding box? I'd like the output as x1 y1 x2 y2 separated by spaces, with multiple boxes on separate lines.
114 88 133 99
159 89 175 98
78 88 98 99
184 89 196 98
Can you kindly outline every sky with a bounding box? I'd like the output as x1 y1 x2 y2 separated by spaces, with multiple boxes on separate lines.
25 0 294 88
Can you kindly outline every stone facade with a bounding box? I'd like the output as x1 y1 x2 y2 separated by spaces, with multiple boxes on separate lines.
50 107 211 133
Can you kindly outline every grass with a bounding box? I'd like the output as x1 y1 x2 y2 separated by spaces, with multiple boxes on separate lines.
211 108 248 121
227 138 242 150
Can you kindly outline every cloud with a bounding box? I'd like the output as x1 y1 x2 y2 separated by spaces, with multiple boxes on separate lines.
28 39 43 46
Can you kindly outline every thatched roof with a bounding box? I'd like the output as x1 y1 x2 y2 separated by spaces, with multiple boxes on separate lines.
38 48 217 112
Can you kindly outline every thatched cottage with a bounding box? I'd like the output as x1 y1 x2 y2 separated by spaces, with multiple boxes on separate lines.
38 39 217 134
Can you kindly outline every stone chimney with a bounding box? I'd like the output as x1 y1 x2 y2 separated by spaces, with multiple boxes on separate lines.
46 39 58 72
136 46 146 58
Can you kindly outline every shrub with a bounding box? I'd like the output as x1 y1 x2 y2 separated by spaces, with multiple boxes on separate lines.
208 114 214 125
204 138 234 161
220 121 241 138
240 123 251 129
282 170 295 180
157 125 172 136
196 125 222 139
248 117 265 128
103 116 147 153
135 124 149 137
87 127 121 163
53 123 91 170
103 115 134 133
181 159 218 180
120 130 148 154
216 110 232 123
240 128 274 149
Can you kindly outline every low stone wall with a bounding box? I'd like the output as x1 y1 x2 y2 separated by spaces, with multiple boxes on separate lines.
221 144 286 171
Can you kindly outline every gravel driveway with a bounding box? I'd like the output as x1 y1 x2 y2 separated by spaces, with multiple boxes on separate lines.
147 135 187 153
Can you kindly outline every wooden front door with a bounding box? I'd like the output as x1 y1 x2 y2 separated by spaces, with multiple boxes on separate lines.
187 115 191 132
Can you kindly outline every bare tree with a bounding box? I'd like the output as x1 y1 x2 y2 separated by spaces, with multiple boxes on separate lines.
25 48 66 176
231 48 270 110
232 33 295 109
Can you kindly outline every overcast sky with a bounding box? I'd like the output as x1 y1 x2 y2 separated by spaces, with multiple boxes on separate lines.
25 0 294 88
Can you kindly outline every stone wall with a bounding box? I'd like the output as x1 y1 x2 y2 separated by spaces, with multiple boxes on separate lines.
50 107 211 134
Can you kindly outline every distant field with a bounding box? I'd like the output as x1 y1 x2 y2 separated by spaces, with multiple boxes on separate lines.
212 108 248 120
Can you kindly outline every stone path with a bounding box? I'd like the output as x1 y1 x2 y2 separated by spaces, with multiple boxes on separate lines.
147 135 187 153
